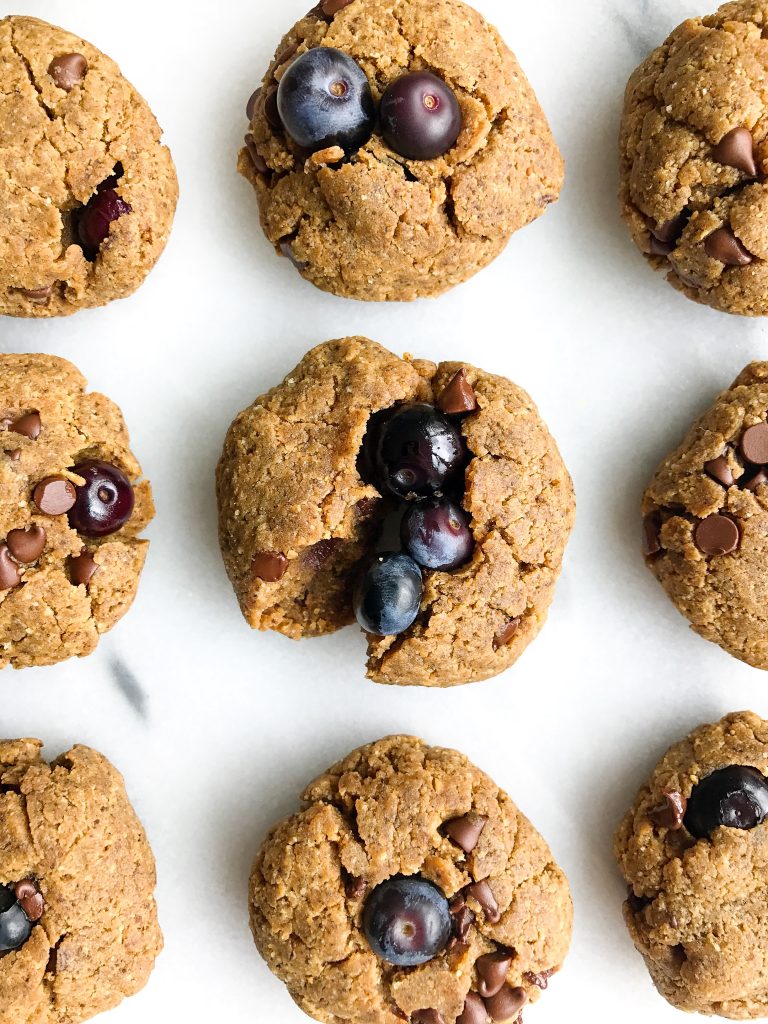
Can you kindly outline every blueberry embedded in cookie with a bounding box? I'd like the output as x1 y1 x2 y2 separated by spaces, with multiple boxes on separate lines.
249 736 572 1024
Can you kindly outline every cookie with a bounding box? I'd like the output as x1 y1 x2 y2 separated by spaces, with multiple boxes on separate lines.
619 0 768 317
641 360 768 670
614 711 768 1017
0 738 162 1022
0 16 178 318
0 354 154 670
250 736 572 1024
239 0 564 302
216 337 574 687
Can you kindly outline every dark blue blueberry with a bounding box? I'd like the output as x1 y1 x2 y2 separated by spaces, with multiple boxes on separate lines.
68 461 135 538
379 72 462 161
684 766 768 839
353 552 422 636
0 886 32 953
276 47 375 153
401 497 473 571
371 403 465 499
363 875 452 966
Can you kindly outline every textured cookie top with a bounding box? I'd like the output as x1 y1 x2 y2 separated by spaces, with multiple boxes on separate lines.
240 0 563 301
0 16 178 318
0 739 162 1024
0 354 154 669
251 736 572 1024
216 337 575 687
620 0 768 316
642 361 768 670
615 712 768 1017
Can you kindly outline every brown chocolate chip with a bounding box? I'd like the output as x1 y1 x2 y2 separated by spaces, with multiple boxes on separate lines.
444 813 487 853
649 790 687 830
244 135 269 175
412 1012 445 1024
246 87 261 121
252 551 288 582
7 525 46 564
264 87 282 129
704 454 735 487
694 514 740 556
466 879 500 923
343 874 366 899
438 369 478 416
49 53 88 91
648 213 688 256
523 969 556 991
18 286 53 305
322 0 355 13
648 235 675 257
8 450 20 463
33 477 76 516
13 880 44 922
69 550 99 588
450 896 475 941
458 992 489 1024
476 952 513 998
642 514 662 557
740 422 768 464
493 619 520 651
10 412 41 439
712 127 758 177
484 986 527 1023
704 226 754 266
0 545 21 591
279 238 309 270
745 468 768 492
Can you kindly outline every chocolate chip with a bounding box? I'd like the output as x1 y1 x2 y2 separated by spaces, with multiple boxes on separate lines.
704 227 754 266
244 135 269 175
246 87 262 121
493 619 519 650
476 952 512 998
444 813 487 853
10 413 41 439
8 450 20 463
264 87 282 129
7 525 46 564
745 468 768 492
648 235 675 257
523 969 556 991
33 477 76 516
484 986 527 1023
450 896 475 941
279 238 309 270
0 545 21 591
712 127 758 177
48 53 88 92
412 1012 445 1024
252 551 288 582
438 369 478 416
704 454 735 487
343 873 366 899
322 0 355 13
642 514 662 557
302 538 343 572
69 550 99 588
466 879 500 923
649 790 687 830
458 992 488 1024
14 880 44 922
648 213 688 256
18 286 53 305
694 514 740 556
740 422 768 464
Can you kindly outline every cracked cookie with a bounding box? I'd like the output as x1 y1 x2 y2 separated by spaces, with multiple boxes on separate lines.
0 16 178 318
0 738 162 1023
216 337 575 687
642 361 768 670
0 354 154 669
250 736 572 1024
615 711 768 1017
620 0 768 316
239 0 564 301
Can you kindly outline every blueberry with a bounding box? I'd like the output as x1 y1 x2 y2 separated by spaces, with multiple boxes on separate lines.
371 403 465 499
68 461 135 538
684 766 768 839
353 552 422 636
0 886 32 953
363 875 452 966
401 497 473 571
379 71 462 161
78 184 131 255
277 47 375 152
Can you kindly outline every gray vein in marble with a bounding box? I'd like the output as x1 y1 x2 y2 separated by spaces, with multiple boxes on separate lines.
612 0 680 59
110 658 148 719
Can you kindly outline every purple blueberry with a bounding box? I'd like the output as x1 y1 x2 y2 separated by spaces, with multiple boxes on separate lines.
353 552 422 636
401 497 473 571
0 886 32 953
277 47 375 152
379 71 462 160
77 185 131 255
684 766 768 839
363 875 452 966
371 403 465 499
68 461 135 537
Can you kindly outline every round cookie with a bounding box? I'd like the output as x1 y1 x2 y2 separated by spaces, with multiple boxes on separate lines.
216 337 575 687
239 0 564 301
642 360 768 670
0 738 162 1022
0 354 154 669
619 0 768 317
615 711 768 1017
0 16 178 318
250 736 572 1024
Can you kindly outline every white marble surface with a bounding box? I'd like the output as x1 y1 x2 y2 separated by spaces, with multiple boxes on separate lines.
3 0 768 1021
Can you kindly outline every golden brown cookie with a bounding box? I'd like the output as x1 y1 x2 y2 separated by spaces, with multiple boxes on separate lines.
620 0 768 316
0 739 162 1023
0 16 178 318
615 711 768 1018
642 361 768 670
0 354 154 669
216 337 575 687
251 736 572 1024
239 0 564 301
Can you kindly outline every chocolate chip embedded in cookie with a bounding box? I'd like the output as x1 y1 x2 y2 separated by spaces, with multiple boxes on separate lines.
249 736 572 1024
641 360 768 670
615 712 768 1016
0 16 178 318
216 337 575 687
238 0 564 301
0 354 154 669
0 739 162 1020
